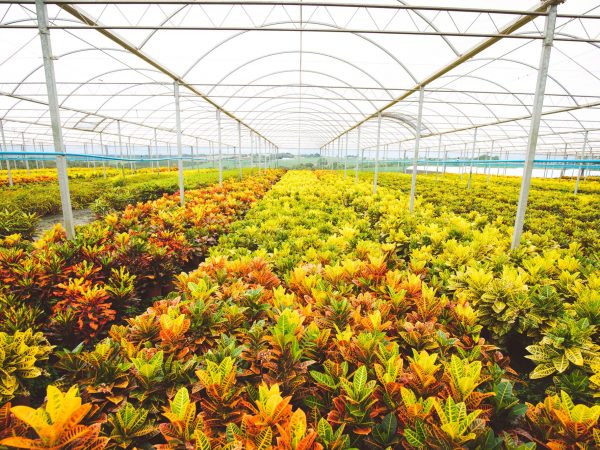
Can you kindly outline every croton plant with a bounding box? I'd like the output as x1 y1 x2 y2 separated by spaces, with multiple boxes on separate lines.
0 170 598 449
0 171 281 345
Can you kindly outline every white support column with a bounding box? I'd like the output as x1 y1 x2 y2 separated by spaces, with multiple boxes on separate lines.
373 113 382 193
259 137 264 173
90 140 96 169
436 134 442 178
355 126 361 183
117 120 125 177
128 136 135 172
148 138 153 172
409 86 425 213
35 0 74 238
33 139 40 170
574 131 588 195
249 133 254 172
154 129 160 174
265 142 269 170
174 81 185 206
217 110 223 185
511 4 558 249
20 133 30 176
195 137 200 172
467 127 478 190
0 120 13 187
560 143 568 178
336 138 340 173
237 122 243 180
487 141 494 183
83 142 89 169
442 145 448 177
100 132 107 178
344 133 348 179
256 136 260 174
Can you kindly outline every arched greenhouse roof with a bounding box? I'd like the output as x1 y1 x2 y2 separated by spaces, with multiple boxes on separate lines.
0 0 598 158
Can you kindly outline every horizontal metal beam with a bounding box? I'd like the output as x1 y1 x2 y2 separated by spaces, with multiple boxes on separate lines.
3 24 598 43
1 1 589 19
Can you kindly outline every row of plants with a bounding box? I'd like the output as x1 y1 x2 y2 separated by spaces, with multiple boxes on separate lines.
0 171 282 349
367 171 600 252
0 170 598 449
0 169 245 239
0 166 181 186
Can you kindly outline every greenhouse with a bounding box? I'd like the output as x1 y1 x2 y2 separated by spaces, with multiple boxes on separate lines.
0 0 599 448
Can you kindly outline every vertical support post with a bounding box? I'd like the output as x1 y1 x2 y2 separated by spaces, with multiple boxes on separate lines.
336 138 340 173
83 142 90 169
237 122 243 180
574 131 588 195
260 138 264 173
174 81 185 206
195 137 200 172
128 136 135 172
409 86 425 213
0 120 13 186
154 129 160 174
38 141 45 168
344 133 348 179
100 132 107 178
90 139 96 169
117 120 125 177
33 139 40 170
560 143 567 178
265 142 268 170
436 134 442 179
487 140 494 183
168 143 172 171
217 110 223 185
442 145 448 177
35 0 74 238
511 3 558 250
256 135 260 173
249 133 254 172
373 113 382 193
21 133 30 176
355 126 361 183
467 127 478 190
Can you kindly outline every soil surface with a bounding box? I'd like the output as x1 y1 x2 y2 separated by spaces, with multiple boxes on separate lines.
33 208 95 240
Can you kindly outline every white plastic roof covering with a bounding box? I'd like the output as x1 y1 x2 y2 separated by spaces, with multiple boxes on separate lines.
0 0 599 157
